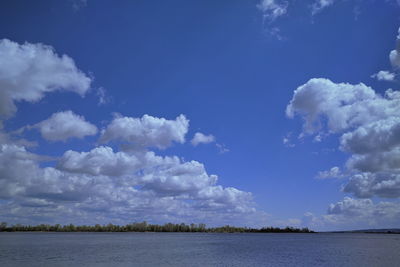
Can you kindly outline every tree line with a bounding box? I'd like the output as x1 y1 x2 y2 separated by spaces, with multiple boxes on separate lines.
0 221 314 233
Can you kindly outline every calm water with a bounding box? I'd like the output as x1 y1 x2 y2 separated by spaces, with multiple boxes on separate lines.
0 232 399 266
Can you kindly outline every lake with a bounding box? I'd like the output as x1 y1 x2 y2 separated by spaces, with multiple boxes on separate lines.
0 232 399 266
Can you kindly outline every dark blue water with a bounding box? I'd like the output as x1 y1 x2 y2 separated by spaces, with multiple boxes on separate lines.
0 232 399 266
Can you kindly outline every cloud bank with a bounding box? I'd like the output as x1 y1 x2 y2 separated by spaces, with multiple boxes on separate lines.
0 39 259 226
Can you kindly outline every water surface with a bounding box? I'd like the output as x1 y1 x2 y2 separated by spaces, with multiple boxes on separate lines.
0 232 399 266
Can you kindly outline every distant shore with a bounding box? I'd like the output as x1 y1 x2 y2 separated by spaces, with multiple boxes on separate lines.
0 222 314 233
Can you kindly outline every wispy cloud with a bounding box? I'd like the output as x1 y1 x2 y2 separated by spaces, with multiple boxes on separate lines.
257 0 288 21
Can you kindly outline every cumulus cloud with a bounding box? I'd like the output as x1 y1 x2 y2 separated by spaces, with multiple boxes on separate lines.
100 114 189 149
31 110 97 141
325 197 400 226
390 27 400 68
191 132 215 146
141 160 218 195
257 0 288 21
0 142 257 225
371 70 396 81
346 148 400 173
343 172 400 198
311 0 335 15
0 38 259 226
340 117 400 154
296 198 400 230
287 78 400 198
0 39 91 118
286 78 384 133
286 25 400 228
58 146 154 176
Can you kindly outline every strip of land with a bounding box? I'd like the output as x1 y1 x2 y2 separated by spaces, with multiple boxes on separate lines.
0 222 314 233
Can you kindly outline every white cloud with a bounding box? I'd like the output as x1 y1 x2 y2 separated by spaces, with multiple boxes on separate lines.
326 197 400 226
282 132 295 147
340 117 400 154
390 50 400 68
296 198 400 231
371 70 396 81
32 110 97 141
0 39 91 118
257 0 288 21
96 87 110 105
100 114 189 149
286 78 390 134
58 146 155 176
390 27 400 68
317 166 343 179
216 143 230 154
343 172 400 198
191 132 215 146
346 148 400 173
311 0 335 15
0 142 257 225
72 0 88 11
0 144 40 199
141 160 218 196
0 38 260 226
287 78 400 198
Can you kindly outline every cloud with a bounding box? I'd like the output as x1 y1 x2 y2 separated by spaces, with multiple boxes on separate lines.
286 25 400 228
31 110 97 142
311 0 335 15
326 197 400 226
191 132 215 146
99 114 189 149
340 117 400 154
287 78 400 198
390 27 400 68
282 132 295 147
96 87 110 105
371 70 396 81
141 160 219 196
0 38 261 226
286 78 385 133
0 39 91 118
216 143 230 154
71 0 88 11
58 146 157 176
0 142 257 225
257 0 288 21
58 145 253 213
317 166 343 179
296 198 400 230
343 172 400 198
346 148 400 173
0 144 40 199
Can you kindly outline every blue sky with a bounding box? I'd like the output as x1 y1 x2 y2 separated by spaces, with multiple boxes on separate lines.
0 0 399 230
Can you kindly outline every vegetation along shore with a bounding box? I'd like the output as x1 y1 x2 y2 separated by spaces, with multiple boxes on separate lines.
0 222 314 233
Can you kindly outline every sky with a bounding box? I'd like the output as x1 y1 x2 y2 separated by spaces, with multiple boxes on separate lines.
0 0 399 231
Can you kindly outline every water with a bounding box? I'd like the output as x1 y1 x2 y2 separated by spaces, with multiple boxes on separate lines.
0 232 399 266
